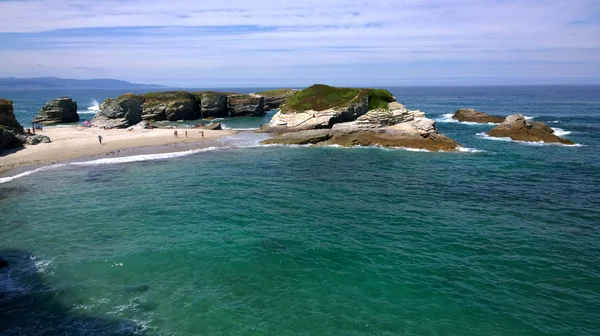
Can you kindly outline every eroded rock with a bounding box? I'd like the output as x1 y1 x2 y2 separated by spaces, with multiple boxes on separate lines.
452 108 505 123
32 97 79 125
486 114 574 144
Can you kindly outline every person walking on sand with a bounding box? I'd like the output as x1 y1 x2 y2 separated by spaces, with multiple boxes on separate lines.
201 131 204 138
98 135 103 144
174 130 178 138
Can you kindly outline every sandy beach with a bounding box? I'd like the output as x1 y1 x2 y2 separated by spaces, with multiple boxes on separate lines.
0 126 237 176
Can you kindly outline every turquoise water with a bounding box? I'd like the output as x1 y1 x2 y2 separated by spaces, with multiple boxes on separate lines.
1 86 600 335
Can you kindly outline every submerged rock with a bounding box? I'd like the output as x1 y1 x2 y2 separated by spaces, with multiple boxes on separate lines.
0 258 8 270
261 85 459 151
486 114 574 144
32 97 79 125
452 108 505 123
228 94 265 117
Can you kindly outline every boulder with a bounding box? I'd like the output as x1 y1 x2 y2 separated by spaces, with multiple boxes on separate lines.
0 128 24 152
228 94 265 117
196 92 229 118
452 108 505 123
196 122 223 130
486 114 574 144
142 91 199 121
92 94 144 128
25 134 51 145
32 97 79 125
255 89 298 110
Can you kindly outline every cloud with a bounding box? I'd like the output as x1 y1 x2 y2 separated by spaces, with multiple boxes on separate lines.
0 0 599 85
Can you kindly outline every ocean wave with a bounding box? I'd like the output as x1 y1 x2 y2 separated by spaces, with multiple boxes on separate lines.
524 116 536 120
456 146 486 153
435 113 498 125
0 164 68 184
551 127 572 136
476 132 582 146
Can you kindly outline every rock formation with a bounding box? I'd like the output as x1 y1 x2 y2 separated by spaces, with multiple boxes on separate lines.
228 94 265 117
92 94 144 128
486 114 574 144
32 97 79 125
452 108 505 123
142 91 199 121
196 92 229 118
261 86 458 151
255 89 298 110
0 99 25 152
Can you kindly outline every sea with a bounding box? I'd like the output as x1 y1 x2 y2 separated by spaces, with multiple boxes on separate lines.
1 86 599 335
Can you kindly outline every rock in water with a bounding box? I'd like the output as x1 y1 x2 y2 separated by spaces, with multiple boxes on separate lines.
196 92 229 118
32 97 79 125
196 122 223 130
260 85 459 151
92 94 145 128
452 108 505 123
228 94 265 117
0 258 8 270
486 114 574 144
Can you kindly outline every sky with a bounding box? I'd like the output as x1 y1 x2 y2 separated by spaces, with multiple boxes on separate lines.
0 0 599 87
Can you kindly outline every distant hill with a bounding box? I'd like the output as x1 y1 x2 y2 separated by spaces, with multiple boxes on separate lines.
0 77 166 89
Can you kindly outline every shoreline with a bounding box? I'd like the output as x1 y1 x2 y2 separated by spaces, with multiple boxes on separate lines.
0 126 238 177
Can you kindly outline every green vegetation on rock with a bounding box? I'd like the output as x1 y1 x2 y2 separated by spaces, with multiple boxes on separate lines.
256 89 296 97
280 84 395 113
0 98 13 105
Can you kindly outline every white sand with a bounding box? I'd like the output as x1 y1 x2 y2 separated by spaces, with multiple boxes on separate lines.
0 126 236 175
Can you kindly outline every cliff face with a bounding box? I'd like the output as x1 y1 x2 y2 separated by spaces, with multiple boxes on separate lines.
32 97 79 125
228 94 265 117
0 99 23 132
255 89 298 110
260 85 459 151
195 92 229 118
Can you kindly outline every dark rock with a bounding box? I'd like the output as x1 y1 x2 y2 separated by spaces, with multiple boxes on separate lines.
0 98 23 131
452 108 505 123
142 91 199 121
196 92 229 118
0 258 8 269
228 94 265 117
487 114 574 144
196 122 223 130
92 94 145 128
32 97 79 125
256 89 298 110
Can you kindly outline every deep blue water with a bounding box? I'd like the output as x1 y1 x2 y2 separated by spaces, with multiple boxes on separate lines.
1 86 600 335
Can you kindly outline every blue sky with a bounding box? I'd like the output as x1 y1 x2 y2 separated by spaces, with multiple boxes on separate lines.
0 0 599 87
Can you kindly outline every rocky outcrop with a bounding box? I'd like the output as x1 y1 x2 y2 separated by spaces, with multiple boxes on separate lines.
25 134 51 145
0 99 23 131
92 94 144 128
142 92 199 121
256 89 298 110
487 114 574 144
228 94 265 117
32 97 79 125
196 122 223 130
196 92 229 118
0 99 25 153
452 108 505 123
263 101 459 151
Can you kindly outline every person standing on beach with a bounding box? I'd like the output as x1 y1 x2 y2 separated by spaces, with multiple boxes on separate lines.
174 130 178 138
185 130 188 138
201 131 204 138
98 135 103 144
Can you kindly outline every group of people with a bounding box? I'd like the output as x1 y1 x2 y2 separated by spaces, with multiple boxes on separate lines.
174 129 204 138
26 123 43 135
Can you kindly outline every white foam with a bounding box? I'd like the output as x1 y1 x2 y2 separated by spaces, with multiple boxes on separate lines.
456 146 486 153
524 116 536 120
551 127 572 136
476 132 582 146
71 147 220 166
79 100 100 114
435 113 498 125
0 164 68 184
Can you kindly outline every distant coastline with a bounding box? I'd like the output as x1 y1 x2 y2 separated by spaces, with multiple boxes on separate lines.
0 77 166 89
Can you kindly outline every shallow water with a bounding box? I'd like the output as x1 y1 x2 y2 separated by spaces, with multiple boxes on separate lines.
1 86 600 335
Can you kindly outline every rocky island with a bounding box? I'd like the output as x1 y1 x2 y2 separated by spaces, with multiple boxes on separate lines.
261 84 459 151
486 114 574 144
452 108 505 123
